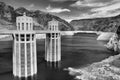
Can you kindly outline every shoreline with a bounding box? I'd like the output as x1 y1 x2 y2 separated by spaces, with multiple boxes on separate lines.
65 54 120 80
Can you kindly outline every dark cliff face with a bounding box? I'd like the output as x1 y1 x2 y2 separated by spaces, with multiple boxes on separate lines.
0 2 15 21
70 16 120 32
0 2 74 31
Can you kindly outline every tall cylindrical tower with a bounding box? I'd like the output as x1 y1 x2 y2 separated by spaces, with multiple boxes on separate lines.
13 13 37 78
45 19 61 62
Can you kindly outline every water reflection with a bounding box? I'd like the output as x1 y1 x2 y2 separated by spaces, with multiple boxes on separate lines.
46 61 61 69
13 74 37 80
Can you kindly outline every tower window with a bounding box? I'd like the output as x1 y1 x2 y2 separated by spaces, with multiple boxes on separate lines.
26 34 30 41
15 34 19 41
22 23 24 30
18 23 20 30
52 26 54 31
55 26 57 30
30 23 32 30
32 34 34 40
30 23 31 30
52 33 55 38
49 26 51 30
56 33 58 37
21 34 25 41
26 23 28 30
54 26 55 30
47 34 50 37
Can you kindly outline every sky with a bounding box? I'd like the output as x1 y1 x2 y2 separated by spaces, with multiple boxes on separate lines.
2 0 120 22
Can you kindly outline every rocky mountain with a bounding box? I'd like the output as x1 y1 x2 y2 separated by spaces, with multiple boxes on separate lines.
70 15 120 32
0 2 74 31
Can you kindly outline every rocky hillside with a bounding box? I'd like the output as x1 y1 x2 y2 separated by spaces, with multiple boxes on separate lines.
0 2 74 31
70 15 120 32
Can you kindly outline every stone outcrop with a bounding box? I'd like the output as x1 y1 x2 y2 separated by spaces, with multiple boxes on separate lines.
105 25 120 52
66 54 120 80
105 34 120 52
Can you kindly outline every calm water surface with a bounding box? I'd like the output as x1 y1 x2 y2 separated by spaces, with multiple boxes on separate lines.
0 33 114 80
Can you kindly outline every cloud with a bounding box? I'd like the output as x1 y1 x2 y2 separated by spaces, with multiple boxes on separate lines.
68 0 120 21
28 4 35 8
49 0 77 2
70 0 110 8
79 10 120 19
90 0 120 17
91 2 120 12
45 5 71 13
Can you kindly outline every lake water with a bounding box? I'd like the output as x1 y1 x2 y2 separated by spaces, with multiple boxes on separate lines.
0 33 115 80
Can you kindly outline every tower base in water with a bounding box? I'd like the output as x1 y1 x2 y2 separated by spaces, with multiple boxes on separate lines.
45 33 61 62
46 61 61 69
13 74 37 80
13 32 37 78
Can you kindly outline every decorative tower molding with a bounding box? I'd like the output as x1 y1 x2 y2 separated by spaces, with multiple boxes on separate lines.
45 19 61 62
13 13 37 78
